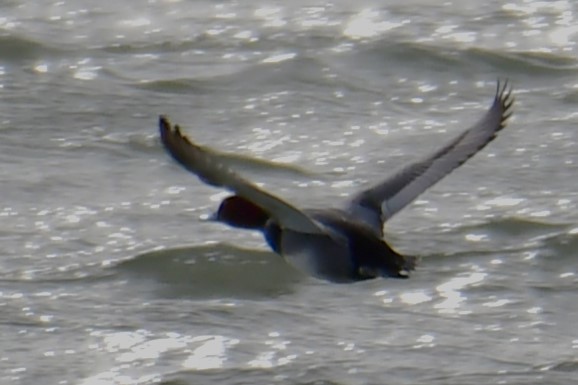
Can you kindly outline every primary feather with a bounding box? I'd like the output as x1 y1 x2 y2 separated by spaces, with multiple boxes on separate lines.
159 116 324 234
348 81 514 234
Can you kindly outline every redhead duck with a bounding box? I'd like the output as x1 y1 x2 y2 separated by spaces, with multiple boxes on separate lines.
159 81 513 283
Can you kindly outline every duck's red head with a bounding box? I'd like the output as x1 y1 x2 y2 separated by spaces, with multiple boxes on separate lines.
215 195 270 229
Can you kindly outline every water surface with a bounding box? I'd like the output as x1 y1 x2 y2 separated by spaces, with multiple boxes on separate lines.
1 1 577 384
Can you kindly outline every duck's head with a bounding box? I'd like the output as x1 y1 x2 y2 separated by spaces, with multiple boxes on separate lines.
212 195 270 230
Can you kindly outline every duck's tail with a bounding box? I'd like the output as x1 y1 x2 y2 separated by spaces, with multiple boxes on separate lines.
395 254 420 278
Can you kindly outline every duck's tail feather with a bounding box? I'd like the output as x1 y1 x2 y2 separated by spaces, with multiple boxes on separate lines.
396 255 419 278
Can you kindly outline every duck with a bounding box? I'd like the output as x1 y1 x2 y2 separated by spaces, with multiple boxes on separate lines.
158 80 513 283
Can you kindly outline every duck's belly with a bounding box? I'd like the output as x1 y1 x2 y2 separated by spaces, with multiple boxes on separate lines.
280 231 355 283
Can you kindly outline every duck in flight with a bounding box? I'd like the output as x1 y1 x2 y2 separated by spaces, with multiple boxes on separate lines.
159 81 513 283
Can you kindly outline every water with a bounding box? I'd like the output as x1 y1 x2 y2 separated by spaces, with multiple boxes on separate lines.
1 1 577 384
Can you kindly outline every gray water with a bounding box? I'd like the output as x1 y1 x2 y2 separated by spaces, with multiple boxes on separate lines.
1 1 577 384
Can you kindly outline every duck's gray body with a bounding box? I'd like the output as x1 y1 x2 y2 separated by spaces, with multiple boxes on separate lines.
264 209 416 283
158 81 513 283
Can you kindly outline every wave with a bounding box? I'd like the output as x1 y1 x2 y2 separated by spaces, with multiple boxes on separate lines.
460 217 568 238
101 38 204 55
533 229 578 260
463 48 578 74
412 217 572 263
334 40 578 82
130 39 578 103
123 38 578 104
132 55 335 95
468 217 578 260
0 34 62 62
98 29 341 56
537 359 578 373
115 243 304 299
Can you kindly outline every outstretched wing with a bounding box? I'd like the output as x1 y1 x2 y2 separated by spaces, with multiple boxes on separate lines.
348 80 514 234
159 116 324 234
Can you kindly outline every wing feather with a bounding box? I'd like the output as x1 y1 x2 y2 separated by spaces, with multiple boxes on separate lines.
349 80 514 233
159 116 324 234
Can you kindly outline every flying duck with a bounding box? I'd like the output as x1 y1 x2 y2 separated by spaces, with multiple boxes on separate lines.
158 81 513 283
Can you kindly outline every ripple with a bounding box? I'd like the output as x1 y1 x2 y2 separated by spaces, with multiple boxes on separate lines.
81 330 240 385
343 9 409 39
247 332 296 369
184 336 240 370
399 291 433 305
262 52 297 64
435 272 487 314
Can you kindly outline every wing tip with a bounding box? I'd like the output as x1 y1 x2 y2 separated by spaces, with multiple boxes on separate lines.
159 114 175 144
494 78 515 127
159 114 193 152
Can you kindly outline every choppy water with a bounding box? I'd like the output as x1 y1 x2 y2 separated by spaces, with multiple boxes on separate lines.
1 1 578 384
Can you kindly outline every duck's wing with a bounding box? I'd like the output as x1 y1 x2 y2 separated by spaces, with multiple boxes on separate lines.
159 116 325 235
348 80 514 234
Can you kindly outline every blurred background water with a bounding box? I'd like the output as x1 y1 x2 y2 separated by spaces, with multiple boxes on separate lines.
1 1 577 384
